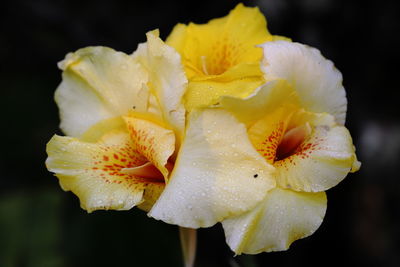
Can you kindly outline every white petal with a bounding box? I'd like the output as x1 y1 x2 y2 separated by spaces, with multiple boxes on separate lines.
260 41 347 125
148 109 275 228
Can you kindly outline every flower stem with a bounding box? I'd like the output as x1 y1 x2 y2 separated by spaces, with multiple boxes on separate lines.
179 227 197 267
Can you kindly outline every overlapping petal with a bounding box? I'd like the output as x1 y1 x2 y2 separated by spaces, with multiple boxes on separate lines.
123 114 175 180
222 188 327 254
46 118 166 212
220 77 359 192
55 47 149 137
274 111 361 192
260 41 347 125
166 4 289 111
149 109 275 228
132 30 187 140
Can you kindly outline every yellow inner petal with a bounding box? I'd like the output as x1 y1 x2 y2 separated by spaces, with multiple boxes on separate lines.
166 4 288 110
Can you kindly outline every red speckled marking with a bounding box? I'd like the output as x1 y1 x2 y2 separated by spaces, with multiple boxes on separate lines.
274 135 324 170
256 122 284 163
126 124 158 167
88 140 164 189
257 122 325 169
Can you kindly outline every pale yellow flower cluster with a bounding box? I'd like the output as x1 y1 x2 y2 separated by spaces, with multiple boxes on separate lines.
46 4 360 254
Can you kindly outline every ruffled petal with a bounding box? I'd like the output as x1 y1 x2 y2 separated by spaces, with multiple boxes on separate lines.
274 111 360 192
222 188 327 254
167 3 275 78
45 126 165 212
123 114 175 180
148 109 275 228
260 41 347 125
55 47 148 137
166 4 287 111
132 30 187 140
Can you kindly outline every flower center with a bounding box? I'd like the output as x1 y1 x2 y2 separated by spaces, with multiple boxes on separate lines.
121 161 173 183
200 39 240 75
275 124 311 161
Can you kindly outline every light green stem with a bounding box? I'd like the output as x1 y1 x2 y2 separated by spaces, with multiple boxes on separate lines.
179 227 197 267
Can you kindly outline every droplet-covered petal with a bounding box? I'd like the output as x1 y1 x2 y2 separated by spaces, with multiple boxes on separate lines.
56 47 149 137
274 112 360 192
149 109 275 228
260 41 347 125
166 4 289 111
222 188 327 254
219 79 300 127
46 121 165 212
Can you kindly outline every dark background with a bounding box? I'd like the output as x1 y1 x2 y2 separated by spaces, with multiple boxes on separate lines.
1 0 400 266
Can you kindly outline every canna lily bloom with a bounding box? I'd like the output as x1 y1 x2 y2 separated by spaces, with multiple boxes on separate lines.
46 31 187 212
166 3 288 111
150 41 360 254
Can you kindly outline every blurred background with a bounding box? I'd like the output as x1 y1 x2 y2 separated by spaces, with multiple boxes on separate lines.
1 0 399 266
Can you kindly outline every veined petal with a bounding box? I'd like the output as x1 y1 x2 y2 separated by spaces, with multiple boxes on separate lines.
166 4 288 111
45 128 165 212
56 47 148 137
132 30 187 140
260 41 347 125
123 115 175 180
222 188 327 254
149 109 275 228
167 4 275 78
275 111 360 192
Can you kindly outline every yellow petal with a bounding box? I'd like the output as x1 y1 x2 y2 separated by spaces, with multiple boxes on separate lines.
132 30 187 140
274 111 360 192
46 128 165 212
222 188 327 254
260 41 347 125
167 4 273 77
184 74 265 111
123 115 175 180
148 109 275 228
219 79 300 126
55 46 149 137
220 79 359 191
166 4 287 110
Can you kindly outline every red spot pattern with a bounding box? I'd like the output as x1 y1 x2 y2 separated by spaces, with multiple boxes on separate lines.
257 122 284 163
274 135 324 170
256 121 325 170
89 140 164 189
127 124 157 167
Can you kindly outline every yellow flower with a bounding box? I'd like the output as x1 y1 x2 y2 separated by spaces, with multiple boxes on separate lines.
45 5 360 257
166 3 288 111
46 31 187 212
150 41 360 254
